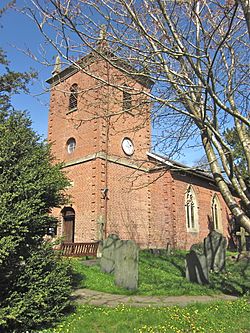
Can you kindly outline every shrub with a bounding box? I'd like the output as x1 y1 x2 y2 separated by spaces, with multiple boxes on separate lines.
0 111 72 332
0 243 73 332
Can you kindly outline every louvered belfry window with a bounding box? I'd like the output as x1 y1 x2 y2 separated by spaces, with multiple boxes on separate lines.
69 84 78 111
123 85 132 112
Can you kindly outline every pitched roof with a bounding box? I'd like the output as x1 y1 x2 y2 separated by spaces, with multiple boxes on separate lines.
147 151 214 182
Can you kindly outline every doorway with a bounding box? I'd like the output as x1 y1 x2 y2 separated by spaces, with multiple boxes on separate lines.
62 207 75 243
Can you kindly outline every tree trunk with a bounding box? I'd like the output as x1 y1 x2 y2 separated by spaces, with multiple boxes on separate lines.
201 131 250 233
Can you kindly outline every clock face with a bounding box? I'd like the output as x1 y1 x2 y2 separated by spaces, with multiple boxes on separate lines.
122 138 134 156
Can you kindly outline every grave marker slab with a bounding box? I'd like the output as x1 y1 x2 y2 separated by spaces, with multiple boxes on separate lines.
114 240 139 290
204 230 227 272
100 234 119 273
186 243 209 285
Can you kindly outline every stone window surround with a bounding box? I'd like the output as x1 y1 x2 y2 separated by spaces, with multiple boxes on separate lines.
67 137 76 154
185 185 199 233
211 193 223 233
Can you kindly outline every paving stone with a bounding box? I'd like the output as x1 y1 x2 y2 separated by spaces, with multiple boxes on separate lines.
72 288 238 307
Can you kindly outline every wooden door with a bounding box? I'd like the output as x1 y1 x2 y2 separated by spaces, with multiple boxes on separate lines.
62 208 75 243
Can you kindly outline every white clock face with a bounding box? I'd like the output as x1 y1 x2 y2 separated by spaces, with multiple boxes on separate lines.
122 138 134 156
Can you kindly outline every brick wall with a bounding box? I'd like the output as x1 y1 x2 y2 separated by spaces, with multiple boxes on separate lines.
106 162 151 247
149 170 175 248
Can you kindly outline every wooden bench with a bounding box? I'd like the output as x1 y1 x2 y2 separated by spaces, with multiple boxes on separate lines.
60 242 99 257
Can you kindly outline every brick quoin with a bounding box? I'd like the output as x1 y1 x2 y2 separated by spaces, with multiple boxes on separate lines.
47 55 234 250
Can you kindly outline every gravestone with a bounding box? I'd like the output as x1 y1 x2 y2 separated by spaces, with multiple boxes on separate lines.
204 230 227 272
100 234 120 273
114 240 139 290
236 227 250 252
186 243 209 285
186 231 227 285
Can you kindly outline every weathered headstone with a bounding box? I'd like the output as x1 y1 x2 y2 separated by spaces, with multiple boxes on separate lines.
114 240 139 290
204 230 227 272
236 227 250 252
100 234 119 273
186 243 209 285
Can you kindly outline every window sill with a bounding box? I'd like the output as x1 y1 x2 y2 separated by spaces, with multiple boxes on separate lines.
187 229 199 233
66 107 78 115
214 228 223 234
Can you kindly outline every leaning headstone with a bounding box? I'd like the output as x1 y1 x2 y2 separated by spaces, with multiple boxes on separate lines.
114 240 139 290
100 234 119 273
186 243 209 285
204 230 227 272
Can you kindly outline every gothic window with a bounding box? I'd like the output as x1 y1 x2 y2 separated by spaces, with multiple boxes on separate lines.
123 85 132 113
185 185 199 232
69 83 78 111
211 194 222 232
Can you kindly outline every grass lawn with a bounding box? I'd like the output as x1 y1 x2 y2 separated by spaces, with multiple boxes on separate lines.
71 250 250 296
41 298 250 333
40 250 250 333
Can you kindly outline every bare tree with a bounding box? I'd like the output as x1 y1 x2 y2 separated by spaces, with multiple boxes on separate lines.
238 0 250 36
23 0 250 232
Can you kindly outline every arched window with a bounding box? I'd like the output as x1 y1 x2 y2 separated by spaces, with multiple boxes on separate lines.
69 83 78 111
211 194 222 232
185 185 199 232
66 138 76 154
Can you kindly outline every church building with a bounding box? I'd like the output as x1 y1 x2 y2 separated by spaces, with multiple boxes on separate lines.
46 51 233 250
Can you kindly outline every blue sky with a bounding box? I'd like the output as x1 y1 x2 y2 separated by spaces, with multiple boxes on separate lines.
1 1 52 139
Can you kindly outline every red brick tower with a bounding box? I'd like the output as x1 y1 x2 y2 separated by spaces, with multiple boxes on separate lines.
47 53 152 247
